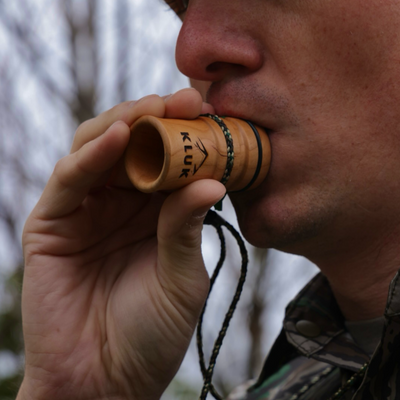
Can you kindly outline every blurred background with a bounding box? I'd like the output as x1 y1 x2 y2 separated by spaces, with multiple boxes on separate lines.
0 0 318 398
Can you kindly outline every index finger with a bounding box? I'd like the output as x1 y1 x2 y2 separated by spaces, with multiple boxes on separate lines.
70 95 166 154
35 121 130 220
70 89 209 154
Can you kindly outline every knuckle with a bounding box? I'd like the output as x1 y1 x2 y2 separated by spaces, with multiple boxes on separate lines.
107 101 132 120
71 118 95 152
53 154 75 186
75 118 94 137
53 155 69 177
70 100 137 153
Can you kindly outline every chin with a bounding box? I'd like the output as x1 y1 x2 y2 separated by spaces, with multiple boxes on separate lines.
229 189 331 256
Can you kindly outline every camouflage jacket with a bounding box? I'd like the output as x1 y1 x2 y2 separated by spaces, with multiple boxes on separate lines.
228 272 400 400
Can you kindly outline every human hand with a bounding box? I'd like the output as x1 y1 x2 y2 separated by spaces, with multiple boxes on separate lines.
18 89 226 400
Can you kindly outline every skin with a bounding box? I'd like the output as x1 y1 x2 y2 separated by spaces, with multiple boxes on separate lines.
17 0 400 399
176 0 400 319
18 90 225 400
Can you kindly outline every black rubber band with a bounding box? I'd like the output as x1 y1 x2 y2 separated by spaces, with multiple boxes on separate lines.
232 120 263 192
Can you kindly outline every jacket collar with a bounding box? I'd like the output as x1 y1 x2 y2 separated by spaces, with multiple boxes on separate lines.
283 273 372 371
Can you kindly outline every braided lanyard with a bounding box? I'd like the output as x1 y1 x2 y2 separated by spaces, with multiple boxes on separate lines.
201 114 235 187
198 210 249 400
327 363 368 400
200 114 232 211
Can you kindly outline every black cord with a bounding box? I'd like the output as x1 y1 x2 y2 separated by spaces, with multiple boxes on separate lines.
196 223 225 399
198 210 249 400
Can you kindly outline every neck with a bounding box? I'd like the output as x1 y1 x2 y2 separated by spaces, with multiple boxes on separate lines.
308 225 400 321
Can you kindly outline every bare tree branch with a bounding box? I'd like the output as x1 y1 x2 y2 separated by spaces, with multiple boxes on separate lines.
117 0 130 103
247 248 269 379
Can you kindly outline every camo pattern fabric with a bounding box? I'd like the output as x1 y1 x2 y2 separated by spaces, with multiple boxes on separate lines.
228 271 400 400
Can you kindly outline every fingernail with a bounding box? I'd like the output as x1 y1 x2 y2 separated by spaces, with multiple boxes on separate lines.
132 94 158 107
109 120 123 129
163 94 173 102
192 207 211 219
164 88 197 102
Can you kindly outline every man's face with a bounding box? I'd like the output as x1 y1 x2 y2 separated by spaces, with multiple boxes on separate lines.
174 0 400 259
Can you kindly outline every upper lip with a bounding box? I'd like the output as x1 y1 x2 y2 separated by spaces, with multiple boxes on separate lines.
212 104 278 133
206 86 282 131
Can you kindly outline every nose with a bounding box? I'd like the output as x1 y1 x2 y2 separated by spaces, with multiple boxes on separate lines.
175 3 263 82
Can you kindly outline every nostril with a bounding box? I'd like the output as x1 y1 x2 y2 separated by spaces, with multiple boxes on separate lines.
206 62 249 75
206 63 221 73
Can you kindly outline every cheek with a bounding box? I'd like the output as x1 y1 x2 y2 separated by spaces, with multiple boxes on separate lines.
268 1 400 117
266 1 400 167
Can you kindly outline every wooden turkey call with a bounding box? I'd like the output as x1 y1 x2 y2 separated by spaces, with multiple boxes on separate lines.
125 115 271 193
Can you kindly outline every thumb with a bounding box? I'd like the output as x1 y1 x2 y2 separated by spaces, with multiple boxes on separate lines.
157 179 226 310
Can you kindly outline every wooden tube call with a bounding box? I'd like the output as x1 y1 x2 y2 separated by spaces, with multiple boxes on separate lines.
125 116 271 193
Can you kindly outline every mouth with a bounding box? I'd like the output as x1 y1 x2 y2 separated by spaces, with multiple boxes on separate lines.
208 114 273 193
210 108 276 153
211 107 276 133
206 82 285 133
